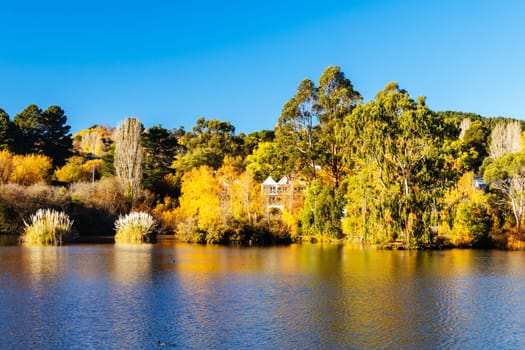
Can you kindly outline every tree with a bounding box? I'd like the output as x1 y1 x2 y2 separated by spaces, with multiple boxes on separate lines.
439 172 494 247
12 104 72 166
0 109 11 150
274 66 361 188
239 129 275 157
484 152 525 233
435 111 489 173
0 150 52 185
71 125 113 184
461 120 490 172
54 156 102 183
342 160 391 244
73 125 113 157
142 125 181 196
458 118 471 140
12 104 42 155
345 82 445 245
9 154 52 185
489 120 521 159
245 141 287 182
275 78 319 180
114 118 143 205
317 66 361 188
300 179 345 239
0 149 14 183
39 106 73 166
175 165 223 243
173 118 241 173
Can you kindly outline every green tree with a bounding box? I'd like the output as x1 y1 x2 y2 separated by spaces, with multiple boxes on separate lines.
345 82 445 245
461 120 490 172
0 109 11 150
317 66 361 188
436 111 490 173
439 172 495 247
39 106 73 166
172 118 241 173
245 141 287 182
239 129 275 157
484 152 525 233
12 104 72 166
12 104 42 155
300 180 345 239
275 78 320 180
454 201 493 247
142 125 182 197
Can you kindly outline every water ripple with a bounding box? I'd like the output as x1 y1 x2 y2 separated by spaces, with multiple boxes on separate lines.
1 245 525 349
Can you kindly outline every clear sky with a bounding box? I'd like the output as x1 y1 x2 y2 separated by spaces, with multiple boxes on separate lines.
1 0 524 134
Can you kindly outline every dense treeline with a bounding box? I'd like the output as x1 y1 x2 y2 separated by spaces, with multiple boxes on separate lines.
1 66 525 248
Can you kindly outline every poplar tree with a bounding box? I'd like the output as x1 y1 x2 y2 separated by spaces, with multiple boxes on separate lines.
114 117 143 205
489 120 521 159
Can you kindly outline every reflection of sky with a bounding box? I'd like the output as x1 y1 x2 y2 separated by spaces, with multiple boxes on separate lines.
1 245 525 348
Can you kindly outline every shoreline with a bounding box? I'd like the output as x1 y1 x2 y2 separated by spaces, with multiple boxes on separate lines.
2 233 525 251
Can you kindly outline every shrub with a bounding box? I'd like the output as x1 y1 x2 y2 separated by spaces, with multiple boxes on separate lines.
9 154 52 185
22 209 75 246
70 177 127 215
114 211 156 244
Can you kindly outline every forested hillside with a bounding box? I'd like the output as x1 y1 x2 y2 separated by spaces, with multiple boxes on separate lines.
1 66 524 248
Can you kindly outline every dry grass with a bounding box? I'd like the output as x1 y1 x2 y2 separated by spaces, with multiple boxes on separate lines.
114 211 156 244
21 209 75 246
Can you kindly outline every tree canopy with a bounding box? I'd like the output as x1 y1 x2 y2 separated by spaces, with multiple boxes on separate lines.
2 66 524 248
12 104 72 166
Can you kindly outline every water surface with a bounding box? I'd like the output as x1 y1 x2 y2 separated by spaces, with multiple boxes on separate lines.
1 243 524 349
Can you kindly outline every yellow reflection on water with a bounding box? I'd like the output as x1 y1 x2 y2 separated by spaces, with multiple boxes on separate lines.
111 244 153 285
19 246 63 285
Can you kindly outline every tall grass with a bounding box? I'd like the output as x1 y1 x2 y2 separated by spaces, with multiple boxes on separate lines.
114 211 156 244
22 209 75 246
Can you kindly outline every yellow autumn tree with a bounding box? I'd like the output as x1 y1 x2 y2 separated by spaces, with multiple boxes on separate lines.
0 149 14 183
9 154 52 185
438 172 495 247
73 125 112 156
232 171 264 224
216 157 236 220
175 165 223 243
216 157 265 226
55 156 103 183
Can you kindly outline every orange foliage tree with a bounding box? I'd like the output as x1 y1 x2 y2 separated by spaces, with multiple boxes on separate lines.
10 154 52 185
172 158 267 243
0 149 14 183
0 151 52 185
175 165 222 242
54 156 102 183
216 156 263 226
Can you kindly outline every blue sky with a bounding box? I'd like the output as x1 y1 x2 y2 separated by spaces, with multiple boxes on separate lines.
1 0 524 134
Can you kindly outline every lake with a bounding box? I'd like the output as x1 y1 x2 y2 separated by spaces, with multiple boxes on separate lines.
0 242 524 349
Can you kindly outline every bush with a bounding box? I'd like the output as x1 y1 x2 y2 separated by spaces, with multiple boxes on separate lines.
114 211 156 244
453 201 493 247
21 209 75 246
70 178 127 215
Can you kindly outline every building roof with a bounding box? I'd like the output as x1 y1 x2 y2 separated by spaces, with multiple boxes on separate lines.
277 176 288 184
262 176 277 185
